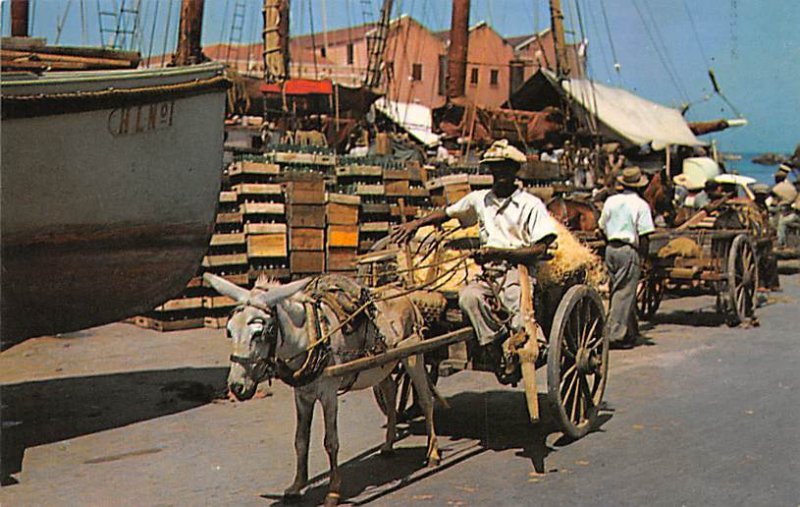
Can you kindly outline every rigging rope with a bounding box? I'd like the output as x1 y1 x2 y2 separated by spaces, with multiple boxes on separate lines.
599 0 622 81
146 0 159 66
160 0 174 67
55 0 72 45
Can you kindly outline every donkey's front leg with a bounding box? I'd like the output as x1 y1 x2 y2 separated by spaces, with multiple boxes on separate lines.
284 388 314 499
319 381 341 507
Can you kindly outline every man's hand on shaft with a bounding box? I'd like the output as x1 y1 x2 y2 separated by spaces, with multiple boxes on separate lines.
389 221 418 245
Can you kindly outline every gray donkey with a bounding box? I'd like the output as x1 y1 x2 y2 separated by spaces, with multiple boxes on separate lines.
204 273 440 507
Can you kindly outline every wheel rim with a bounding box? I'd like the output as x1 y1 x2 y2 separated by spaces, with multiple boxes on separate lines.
636 273 664 320
548 286 608 438
728 235 758 323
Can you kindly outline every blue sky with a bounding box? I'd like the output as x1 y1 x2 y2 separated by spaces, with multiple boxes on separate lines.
3 0 798 153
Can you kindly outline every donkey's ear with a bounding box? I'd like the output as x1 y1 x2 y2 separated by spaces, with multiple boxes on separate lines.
203 273 250 303
249 277 313 308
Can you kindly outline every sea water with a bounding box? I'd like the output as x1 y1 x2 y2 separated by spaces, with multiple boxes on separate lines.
723 152 781 185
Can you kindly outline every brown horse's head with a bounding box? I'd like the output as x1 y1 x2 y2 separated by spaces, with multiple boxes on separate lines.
643 169 675 225
547 197 599 232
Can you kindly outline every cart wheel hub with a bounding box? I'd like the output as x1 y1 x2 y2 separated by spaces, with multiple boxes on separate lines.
576 347 597 375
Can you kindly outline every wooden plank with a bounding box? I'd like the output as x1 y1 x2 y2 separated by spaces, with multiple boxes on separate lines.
286 180 326 204
287 204 325 228
326 193 361 206
203 253 249 268
210 232 246 247
335 164 383 177
241 201 285 215
326 201 360 225
407 186 430 197
327 225 359 248
385 180 410 196
216 212 243 224
290 227 325 251
232 183 283 195
290 251 325 274
324 327 474 378
185 276 203 289
244 222 287 235
203 295 239 309
274 152 315 164
390 204 419 218
383 169 411 180
314 154 336 166
134 316 204 332
155 297 204 312
359 221 390 233
219 191 239 203
229 160 280 176
355 183 385 196
247 233 288 257
327 248 359 271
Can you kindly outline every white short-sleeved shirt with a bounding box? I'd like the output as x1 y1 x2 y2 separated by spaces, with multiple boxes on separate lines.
445 188 558 249
598 190 655 247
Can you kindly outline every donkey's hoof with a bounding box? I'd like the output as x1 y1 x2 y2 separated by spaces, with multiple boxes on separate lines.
427 456 441 468
379 444 395 457
323 492 341 507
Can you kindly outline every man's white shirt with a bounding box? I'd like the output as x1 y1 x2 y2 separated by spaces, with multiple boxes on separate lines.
445 188 558 249
598 190 655 247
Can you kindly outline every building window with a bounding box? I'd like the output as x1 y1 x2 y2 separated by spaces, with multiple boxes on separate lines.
412 63 422 81
490 69 499 87
320 46 327 58
510 62 525 94
470 67 479 85
347 43 354 65
438 55 447 95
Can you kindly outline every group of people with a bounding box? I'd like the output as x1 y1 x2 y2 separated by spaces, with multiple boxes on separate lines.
768 164 800 248
390 139 655 379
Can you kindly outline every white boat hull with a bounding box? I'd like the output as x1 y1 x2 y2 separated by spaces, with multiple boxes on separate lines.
1 63 229 343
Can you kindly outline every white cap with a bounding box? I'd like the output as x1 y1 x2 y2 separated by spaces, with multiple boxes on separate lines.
481 139 527 165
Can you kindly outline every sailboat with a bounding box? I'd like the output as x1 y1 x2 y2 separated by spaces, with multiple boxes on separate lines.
1 0 230 344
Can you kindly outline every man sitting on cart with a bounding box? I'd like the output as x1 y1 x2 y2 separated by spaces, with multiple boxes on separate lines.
390 139 558 380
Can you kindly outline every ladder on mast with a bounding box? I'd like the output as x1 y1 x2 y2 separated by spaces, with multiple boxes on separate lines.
226 0 248 66
98 0 142 51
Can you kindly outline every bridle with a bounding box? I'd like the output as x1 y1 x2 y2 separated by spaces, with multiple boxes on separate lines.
228 306 278 385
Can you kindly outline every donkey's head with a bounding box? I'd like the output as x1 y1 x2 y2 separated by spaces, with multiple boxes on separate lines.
204 273 312 400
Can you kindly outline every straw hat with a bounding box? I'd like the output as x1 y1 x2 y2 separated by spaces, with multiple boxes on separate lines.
616 166 649 188
481 139 527 165
777 163 792 175
673 173 704 191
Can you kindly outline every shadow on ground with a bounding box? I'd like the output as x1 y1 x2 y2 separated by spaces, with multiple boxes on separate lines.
1 366 227 484
265 390 611 506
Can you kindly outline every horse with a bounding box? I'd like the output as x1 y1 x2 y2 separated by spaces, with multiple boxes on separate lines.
546 196 600 232
203 273 440 507
642 169 676 226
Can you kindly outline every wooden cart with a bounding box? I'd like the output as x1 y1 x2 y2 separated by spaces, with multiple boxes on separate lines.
329 240 610 440
637 205 768 326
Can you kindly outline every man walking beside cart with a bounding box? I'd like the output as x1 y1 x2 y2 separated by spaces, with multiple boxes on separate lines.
390 139 558 380
599 166 656 349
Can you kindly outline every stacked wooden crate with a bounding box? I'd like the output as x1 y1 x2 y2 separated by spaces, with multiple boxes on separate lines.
230 158 288 287
285 174 327 277
335 160 389 254
326 193 361 275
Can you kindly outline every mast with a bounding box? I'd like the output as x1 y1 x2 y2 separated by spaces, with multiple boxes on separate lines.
446 0 470 100
173 0 206 66
263 0 290 83
10 0 29 37
549 0 569 78
364 0 394 89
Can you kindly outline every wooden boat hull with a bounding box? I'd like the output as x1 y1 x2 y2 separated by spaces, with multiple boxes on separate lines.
1 63 229 344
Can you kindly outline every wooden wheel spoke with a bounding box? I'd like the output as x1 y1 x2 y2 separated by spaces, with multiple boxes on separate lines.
582 317 601 348
579 375 594 421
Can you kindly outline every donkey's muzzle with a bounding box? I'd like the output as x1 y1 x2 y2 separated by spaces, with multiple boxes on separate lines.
229 382 257 401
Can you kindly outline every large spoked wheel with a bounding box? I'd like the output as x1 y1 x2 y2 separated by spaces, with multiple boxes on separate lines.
636 269 664 321
547 285 608 439
726 234 759 326
373 361 439 421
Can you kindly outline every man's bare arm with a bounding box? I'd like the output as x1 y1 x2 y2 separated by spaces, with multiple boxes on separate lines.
474 234 557 264
389 209 450 244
